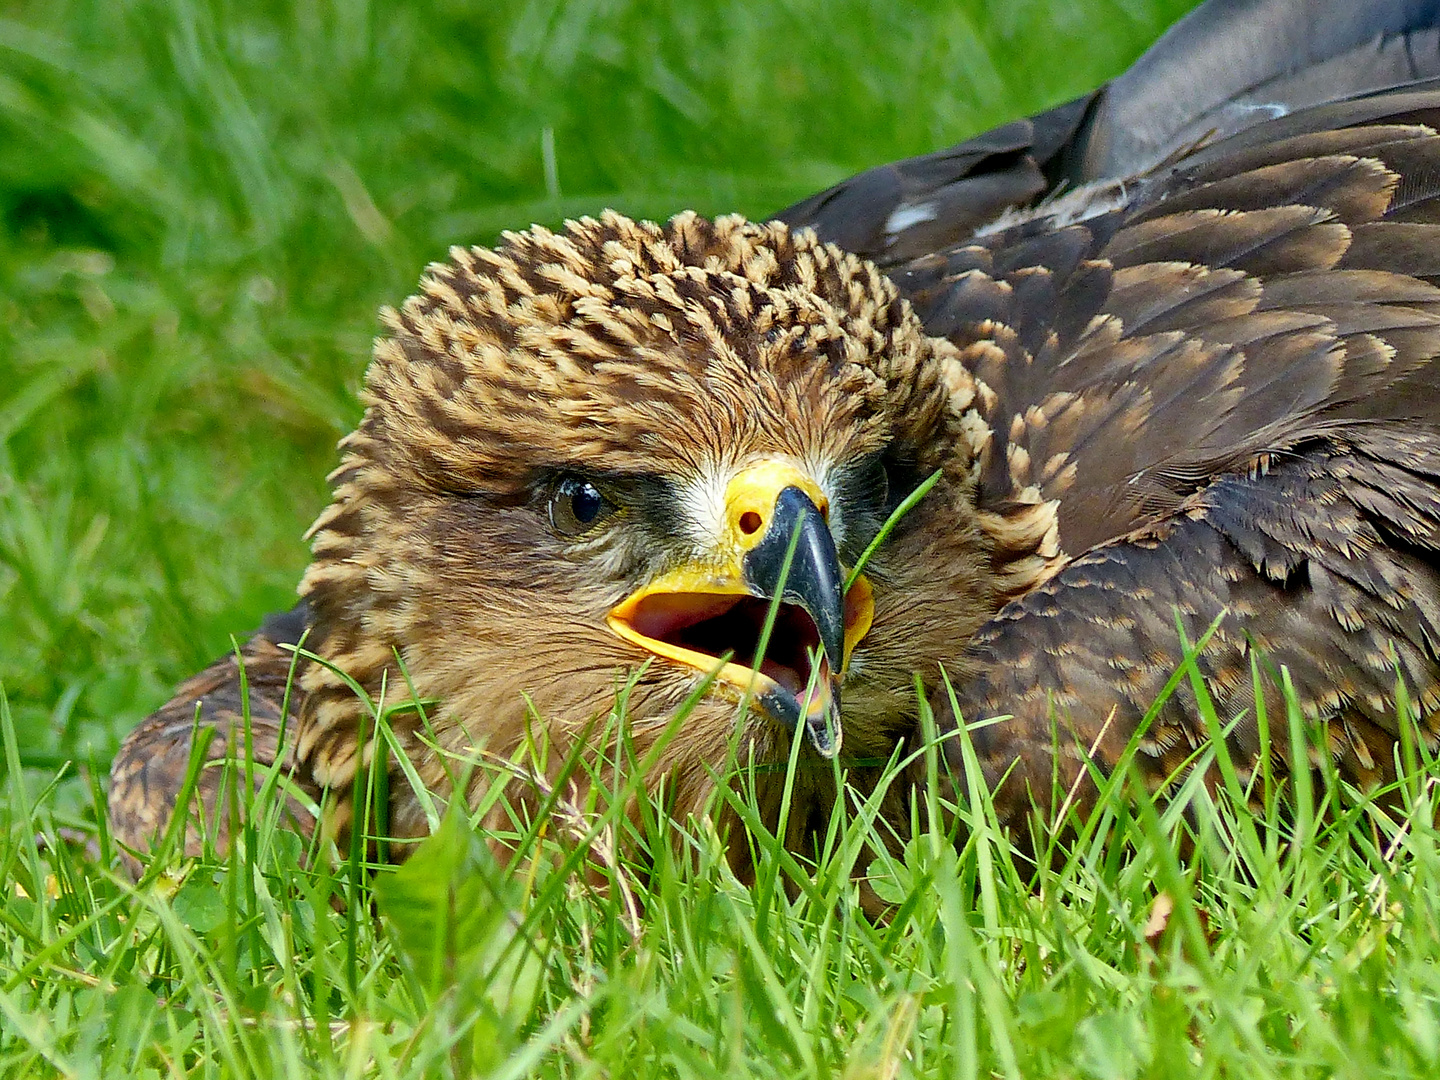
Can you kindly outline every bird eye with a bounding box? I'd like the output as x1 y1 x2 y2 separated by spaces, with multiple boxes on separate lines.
549 476 616 536
880 451 921 516
872 460 892 513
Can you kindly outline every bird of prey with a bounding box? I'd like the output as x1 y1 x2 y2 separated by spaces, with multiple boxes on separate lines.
109 0 1440 870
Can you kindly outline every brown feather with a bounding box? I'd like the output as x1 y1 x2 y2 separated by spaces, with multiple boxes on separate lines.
108 627 318 874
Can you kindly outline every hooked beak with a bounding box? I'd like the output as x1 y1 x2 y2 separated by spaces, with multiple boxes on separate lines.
606 461 874 757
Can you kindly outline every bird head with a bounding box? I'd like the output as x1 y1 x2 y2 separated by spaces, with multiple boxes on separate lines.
295 211 998 843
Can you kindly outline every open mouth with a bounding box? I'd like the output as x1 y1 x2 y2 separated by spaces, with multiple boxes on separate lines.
626 592 823 693
606 578 874 724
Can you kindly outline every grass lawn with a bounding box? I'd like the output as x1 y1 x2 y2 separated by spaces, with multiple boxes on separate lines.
7 0 1440 1076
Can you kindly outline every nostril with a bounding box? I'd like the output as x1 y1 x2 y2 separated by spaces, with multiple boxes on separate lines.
739 510 764 536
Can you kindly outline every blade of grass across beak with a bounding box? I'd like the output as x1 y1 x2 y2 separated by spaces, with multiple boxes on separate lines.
735 510 805 726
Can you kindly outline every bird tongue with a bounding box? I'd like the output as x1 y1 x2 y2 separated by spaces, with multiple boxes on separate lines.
759 657 806 694
801 656 841 758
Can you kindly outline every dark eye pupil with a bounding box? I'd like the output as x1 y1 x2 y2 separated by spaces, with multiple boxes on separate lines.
569 481 603 524
550 476 614 535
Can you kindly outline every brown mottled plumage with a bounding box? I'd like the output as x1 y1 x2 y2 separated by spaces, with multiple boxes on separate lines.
109 0 1440 871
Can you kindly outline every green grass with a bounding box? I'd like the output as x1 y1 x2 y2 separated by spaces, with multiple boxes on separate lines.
15 0 1440 1076
5 649 1440 1077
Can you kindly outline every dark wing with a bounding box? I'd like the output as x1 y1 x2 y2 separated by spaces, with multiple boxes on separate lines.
1070 0 1440 180
775 99 1095 266
906 85 1440 826
107 604 319 873
779 0 1440 267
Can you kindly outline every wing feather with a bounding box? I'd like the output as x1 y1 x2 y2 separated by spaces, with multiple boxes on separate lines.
107 605 319 872
916 87 1440 827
